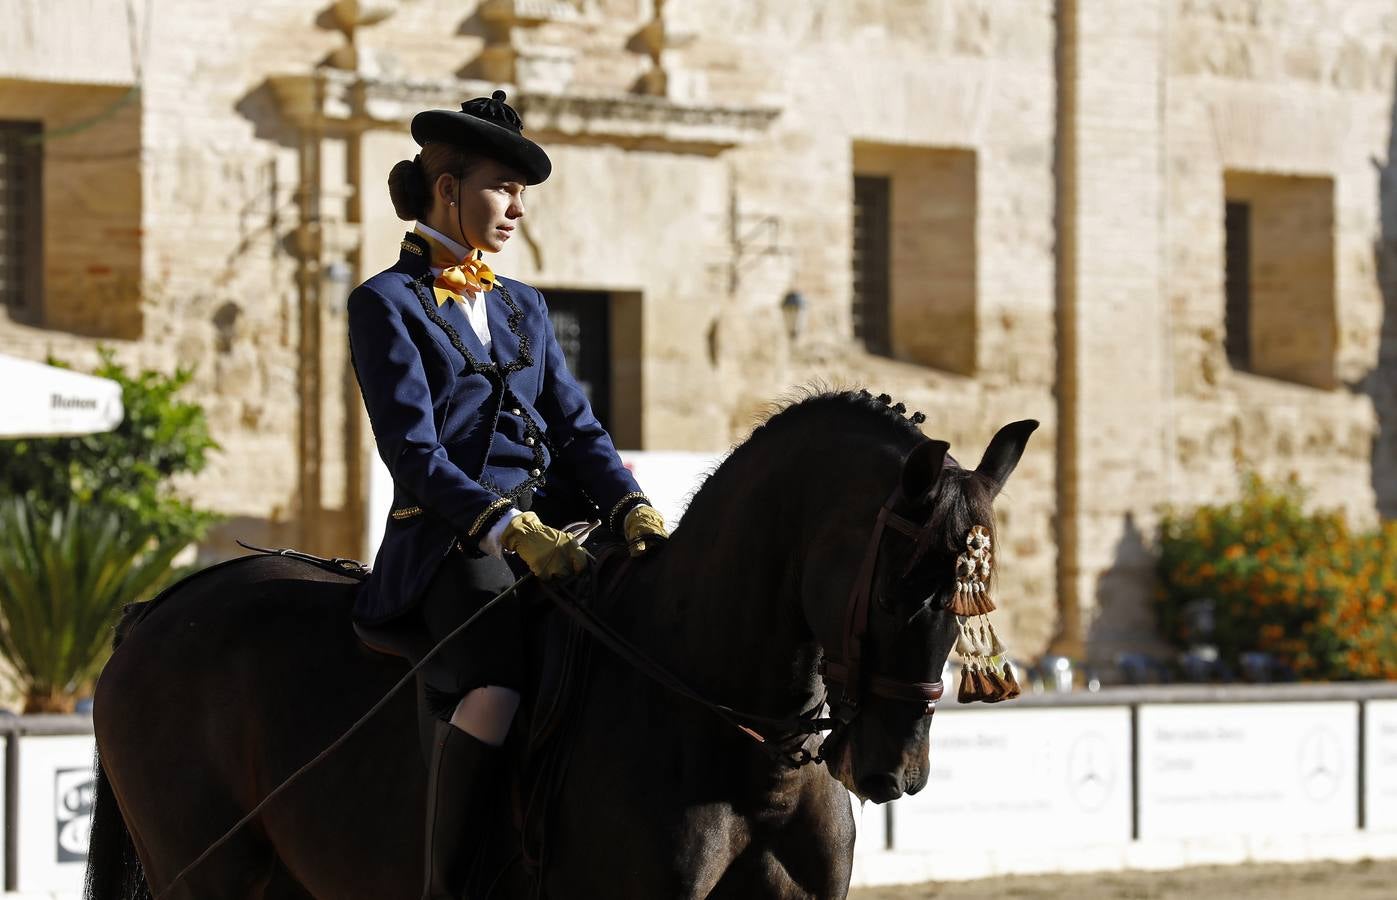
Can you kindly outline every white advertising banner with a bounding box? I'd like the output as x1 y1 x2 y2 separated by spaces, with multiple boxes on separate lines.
1138 702 1358 839
1364 700 1397 831
892 707 1133 850
14 734 98 893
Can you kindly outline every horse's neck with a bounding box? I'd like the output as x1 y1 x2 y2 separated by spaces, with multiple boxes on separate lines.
624 428 891 720
639 525 817 716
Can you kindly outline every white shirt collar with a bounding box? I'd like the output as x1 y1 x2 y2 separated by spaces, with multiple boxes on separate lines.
415 221 473 262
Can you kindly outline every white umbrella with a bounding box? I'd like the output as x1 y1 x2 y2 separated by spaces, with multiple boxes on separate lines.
0 353 124 438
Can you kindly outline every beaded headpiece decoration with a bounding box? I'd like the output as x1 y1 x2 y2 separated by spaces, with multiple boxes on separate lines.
950 525 1020 702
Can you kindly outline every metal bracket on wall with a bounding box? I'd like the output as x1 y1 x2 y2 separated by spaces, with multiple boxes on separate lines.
729 213 787 293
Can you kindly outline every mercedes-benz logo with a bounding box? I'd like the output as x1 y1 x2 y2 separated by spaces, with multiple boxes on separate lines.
1067 732 1115 812
1298 727 1342 802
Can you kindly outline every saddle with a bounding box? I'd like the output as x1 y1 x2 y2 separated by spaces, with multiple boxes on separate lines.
240 537 630 754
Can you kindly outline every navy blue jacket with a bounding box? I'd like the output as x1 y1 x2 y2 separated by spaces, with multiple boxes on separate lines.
347 232 646 624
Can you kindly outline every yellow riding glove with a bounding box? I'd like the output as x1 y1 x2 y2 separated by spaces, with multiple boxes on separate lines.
500 512 589 580
623 504 669 557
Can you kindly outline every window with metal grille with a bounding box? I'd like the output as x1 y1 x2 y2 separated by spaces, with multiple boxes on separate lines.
544 290 612 432
0 121 42 320
852 175 891 356
1224 201 1251 370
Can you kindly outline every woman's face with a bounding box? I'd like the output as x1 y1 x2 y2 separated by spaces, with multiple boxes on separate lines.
431 158 527 254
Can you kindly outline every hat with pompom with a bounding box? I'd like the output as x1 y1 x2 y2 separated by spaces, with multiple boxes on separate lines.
411 90 551 185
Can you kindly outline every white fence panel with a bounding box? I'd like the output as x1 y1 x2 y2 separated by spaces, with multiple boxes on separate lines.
13 735 95 895
1137 702 1358 839
894 706 1133 849
1364 700 1397 831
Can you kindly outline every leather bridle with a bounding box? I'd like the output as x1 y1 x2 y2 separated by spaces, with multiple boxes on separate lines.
819 479 950 721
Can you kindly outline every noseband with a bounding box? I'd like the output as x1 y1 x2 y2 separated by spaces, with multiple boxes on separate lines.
819 482 948 720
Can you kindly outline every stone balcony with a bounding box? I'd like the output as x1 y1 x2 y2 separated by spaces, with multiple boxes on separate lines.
267 69 779 154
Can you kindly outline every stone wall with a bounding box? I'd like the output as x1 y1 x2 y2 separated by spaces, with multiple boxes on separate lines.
1163 0 1395 547
1 0 1393 666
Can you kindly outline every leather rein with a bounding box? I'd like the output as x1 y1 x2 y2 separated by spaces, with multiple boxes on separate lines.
536 480 946 770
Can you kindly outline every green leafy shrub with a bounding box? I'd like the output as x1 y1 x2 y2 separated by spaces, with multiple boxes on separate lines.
0 348 220 710
1155 474 1397 680
0 497 190 712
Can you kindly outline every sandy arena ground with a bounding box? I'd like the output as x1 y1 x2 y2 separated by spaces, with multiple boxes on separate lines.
849 858 1397 899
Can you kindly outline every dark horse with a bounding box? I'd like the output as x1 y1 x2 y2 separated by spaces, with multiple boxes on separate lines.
86 391 1036 899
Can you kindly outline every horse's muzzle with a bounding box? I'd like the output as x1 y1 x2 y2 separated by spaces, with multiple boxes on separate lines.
856 772 904 804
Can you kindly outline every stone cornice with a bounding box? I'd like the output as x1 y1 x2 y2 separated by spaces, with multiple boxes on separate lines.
267 69 779 153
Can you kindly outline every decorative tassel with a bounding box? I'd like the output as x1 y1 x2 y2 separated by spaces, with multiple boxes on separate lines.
973 666 994 700
1002 662 1021 699
955 625 977 658
986 623 1006 657
950 585 974 617
948 525 1022 704
958 665 976 703
982 668 1010 703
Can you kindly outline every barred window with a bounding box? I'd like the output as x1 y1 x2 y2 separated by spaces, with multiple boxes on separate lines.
853 146 978 374
0 121 42 319
852 174 892 357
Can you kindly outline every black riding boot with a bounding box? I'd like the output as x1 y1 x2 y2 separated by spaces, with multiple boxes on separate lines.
423 720 500 900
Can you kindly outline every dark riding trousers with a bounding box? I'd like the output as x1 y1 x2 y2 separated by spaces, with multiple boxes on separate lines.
413 491 533 720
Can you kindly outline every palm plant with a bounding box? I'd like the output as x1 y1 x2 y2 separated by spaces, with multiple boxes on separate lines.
0 494 189 713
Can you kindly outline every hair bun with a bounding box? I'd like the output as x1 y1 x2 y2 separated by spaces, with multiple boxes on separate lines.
387 156 428 221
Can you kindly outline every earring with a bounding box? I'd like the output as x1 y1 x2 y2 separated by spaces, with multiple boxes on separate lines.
449 201 456 207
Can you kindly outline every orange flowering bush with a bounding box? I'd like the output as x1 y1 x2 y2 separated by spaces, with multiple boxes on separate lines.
1155 475 1397 680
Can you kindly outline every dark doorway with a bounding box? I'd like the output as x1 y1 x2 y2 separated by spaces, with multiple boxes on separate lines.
544 290 612 431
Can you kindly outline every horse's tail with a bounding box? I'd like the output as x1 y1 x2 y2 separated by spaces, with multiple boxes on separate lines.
83 753 152 900
85 602 155 899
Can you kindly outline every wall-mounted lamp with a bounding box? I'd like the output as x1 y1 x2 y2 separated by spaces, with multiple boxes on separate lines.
323 260 354 315
781 290 807 341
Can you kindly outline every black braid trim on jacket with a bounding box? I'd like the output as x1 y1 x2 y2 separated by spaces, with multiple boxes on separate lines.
408 274 535 377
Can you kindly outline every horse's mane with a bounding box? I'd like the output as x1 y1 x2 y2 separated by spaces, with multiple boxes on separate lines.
681 386 933 519
681 387 998 581
742 386 929 447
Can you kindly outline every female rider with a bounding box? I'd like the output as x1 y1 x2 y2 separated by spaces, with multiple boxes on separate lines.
346 90 667 899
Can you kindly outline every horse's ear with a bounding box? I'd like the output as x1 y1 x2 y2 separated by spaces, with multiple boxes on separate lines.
975 420 1039 498
901 439 951 502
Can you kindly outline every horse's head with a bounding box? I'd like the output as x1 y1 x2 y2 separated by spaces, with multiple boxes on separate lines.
807 419 1038 803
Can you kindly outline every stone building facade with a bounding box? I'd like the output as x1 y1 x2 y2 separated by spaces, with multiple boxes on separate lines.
1 0 1393 664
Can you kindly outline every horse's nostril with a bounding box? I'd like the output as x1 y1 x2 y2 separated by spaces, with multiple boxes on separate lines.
857 773 904 803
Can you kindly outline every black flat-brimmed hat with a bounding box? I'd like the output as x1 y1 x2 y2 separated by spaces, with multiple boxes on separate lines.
411 90 551 185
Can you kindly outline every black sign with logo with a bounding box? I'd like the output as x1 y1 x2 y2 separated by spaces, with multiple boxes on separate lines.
55 767 93 863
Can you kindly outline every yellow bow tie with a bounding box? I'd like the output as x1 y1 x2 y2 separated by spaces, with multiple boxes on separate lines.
415 228 496 306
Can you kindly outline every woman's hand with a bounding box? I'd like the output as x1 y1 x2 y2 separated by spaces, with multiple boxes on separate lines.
500 512 589 579
623 505 668 558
